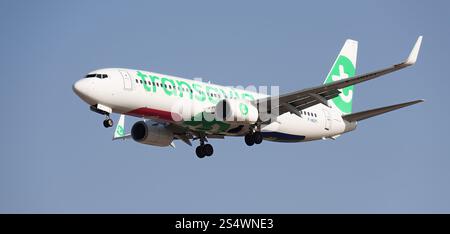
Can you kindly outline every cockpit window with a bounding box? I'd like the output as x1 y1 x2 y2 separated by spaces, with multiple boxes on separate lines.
85 73 108 79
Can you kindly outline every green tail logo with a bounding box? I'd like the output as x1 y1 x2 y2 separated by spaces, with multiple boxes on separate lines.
324 55 355 114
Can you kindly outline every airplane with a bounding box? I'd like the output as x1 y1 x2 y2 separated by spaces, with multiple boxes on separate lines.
73 36 423 158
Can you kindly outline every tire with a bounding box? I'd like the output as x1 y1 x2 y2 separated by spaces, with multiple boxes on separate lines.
107 118 113 127
254 132 263 144
204 144 214 156
103 119 112 128
196 146 206 158
245 134 255 146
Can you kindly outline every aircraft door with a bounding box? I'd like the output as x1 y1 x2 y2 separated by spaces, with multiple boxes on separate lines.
119 70 133 90
323 109 332 131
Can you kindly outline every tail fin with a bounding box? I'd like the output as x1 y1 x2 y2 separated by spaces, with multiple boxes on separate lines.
113 114 131 140
323 39 358 114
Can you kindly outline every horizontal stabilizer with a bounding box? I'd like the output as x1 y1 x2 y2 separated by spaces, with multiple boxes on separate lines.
342 100 424 122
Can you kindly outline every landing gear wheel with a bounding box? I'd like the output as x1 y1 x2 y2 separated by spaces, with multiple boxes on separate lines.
204 144 214 157
245 134 255 146
196 145 206 158
103 118 113 128
253 132 263 144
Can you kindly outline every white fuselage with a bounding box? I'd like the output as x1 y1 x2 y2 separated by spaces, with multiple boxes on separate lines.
73 68 354 142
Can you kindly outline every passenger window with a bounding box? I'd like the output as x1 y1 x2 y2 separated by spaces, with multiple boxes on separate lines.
140 80 143 84
135 79 138 83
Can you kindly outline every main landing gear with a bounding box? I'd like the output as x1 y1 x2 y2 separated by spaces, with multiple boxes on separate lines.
195 139 214 158
103 116 114 128
244 131 263 146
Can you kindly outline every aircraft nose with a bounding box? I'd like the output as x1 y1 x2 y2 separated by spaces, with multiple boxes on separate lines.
72 79 89 96
73 79 96 105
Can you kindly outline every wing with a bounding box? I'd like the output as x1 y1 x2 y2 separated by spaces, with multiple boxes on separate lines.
168 122 228 147
112 114 229 146
253 36 423 118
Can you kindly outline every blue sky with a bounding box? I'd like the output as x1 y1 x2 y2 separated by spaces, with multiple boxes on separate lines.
1 0 449 213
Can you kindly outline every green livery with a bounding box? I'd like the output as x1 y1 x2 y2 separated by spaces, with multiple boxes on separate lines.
324 55 356 114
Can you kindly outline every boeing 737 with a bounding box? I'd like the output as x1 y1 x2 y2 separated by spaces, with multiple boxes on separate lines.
73 36 424 158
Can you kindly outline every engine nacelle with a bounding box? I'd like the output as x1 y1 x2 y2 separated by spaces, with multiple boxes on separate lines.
215 99 259 124
131 121 174 147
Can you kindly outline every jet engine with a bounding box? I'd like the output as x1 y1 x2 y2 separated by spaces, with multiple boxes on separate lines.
215 99 258 124
131 121 174 147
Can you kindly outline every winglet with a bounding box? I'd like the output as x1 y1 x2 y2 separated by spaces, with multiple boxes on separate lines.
113 114 131 140
405 36 423 65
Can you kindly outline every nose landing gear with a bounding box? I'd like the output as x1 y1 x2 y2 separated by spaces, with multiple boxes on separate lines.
103 116 114 128
90 105 114 128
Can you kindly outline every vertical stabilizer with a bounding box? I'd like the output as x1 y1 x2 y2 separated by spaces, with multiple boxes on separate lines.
323 39 358 114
